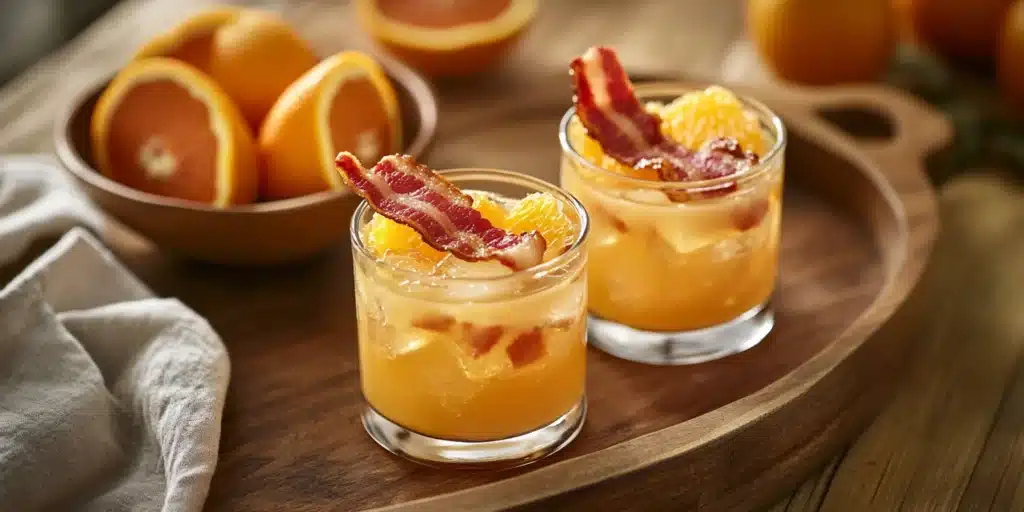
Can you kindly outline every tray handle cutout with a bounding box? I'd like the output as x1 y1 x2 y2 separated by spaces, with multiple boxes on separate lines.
776 85 953 171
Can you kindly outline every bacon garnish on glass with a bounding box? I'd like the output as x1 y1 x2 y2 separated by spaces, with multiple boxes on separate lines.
336 152 547 271
569 46 758 190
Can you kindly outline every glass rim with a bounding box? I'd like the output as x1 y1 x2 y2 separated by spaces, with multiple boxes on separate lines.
557 82 787 192
349 168 590 285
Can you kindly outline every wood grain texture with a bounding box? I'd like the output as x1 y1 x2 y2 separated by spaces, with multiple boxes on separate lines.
769 457 842 512
814 173 1024 512
720 9 1024 512
8 1 1024 511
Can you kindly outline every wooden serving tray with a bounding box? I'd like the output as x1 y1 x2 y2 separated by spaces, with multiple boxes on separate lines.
103 73 949 511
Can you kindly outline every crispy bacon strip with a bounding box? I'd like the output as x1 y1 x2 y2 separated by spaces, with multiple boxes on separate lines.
336 153 547 270
569 46 757 187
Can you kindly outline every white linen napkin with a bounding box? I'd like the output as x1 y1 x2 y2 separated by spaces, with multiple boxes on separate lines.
0 155 230 512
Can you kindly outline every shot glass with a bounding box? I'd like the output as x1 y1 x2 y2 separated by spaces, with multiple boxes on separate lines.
559 83 785 365
351 169 590 469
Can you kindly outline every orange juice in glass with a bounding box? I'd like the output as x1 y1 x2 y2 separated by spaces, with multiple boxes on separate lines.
559 46 785 365
338 152 589 468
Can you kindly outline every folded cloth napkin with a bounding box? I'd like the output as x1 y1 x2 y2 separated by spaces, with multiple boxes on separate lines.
0 155 230 512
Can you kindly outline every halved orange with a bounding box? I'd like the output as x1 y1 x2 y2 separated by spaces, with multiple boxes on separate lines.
91 57 260 207
133 8 319 130
132 7 243 74
355 0 537 77
258 51 402 201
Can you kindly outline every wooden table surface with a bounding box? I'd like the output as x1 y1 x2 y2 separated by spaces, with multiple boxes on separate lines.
2 1 1023 510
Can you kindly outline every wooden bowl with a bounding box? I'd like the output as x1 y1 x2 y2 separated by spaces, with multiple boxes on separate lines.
53 54 437 266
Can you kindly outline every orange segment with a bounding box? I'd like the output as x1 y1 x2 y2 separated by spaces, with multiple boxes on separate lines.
355 0 537 77
466 190 508 228
132 7 243 74
505 192 577 260
258 51 402 201
207 10 319 129
90 57 259 207
659 86 767 155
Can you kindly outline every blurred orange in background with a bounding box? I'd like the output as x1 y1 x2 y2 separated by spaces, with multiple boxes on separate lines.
744 0 1024 114
746 0 896 86
906 0 1014 67
355 0 536 78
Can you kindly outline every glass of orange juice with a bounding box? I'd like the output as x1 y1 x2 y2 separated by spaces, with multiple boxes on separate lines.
558 47 785 366
343 154 589 469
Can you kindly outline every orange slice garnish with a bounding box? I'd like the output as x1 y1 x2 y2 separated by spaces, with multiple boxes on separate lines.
659 86 767 156
355 0 537 77
258 51 402 201
134 8 319 130
505 192 577 261
364 212 446 263
90 57 260 207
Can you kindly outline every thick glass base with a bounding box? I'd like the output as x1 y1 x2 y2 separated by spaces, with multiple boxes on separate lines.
362 397 586 470
588 302 774 365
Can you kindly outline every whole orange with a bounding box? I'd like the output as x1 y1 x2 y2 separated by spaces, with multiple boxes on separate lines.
747 0 896 85
998 1 1024 111
907 0 1014 65
207 10 320 130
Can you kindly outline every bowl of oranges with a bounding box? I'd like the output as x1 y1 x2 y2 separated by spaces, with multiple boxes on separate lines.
54 6 437 265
